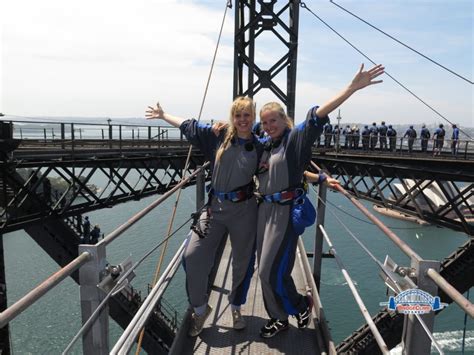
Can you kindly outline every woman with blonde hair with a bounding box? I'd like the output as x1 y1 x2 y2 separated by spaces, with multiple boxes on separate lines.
256 63 385 338
146 97 262 337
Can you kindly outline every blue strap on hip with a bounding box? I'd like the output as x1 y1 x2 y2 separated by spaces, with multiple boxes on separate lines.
260 187 305 205
207 182 254 203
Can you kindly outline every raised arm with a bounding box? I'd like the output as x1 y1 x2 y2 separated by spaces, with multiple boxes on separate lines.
315 64 385 118
145 102 186 128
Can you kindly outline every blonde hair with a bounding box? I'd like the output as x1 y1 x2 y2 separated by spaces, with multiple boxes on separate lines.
215 96 256 162
259 102 294 129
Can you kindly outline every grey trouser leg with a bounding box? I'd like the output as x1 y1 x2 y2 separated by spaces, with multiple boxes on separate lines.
257 202 305 321
183 209 226 308
227 197 258 306
183 197 257 308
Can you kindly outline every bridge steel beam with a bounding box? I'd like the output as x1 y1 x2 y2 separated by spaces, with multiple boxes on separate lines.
0 154 208 234
313 154 474 235
0 171 179 353
0 234 10 355
233 0 300 119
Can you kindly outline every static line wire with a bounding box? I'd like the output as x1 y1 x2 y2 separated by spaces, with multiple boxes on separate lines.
324 197 426 230
136 1 231 352
62 209 201 354
299 2 472 140
311 185 383 268
320 227 390 354
313 186 444 353
329 0 473 85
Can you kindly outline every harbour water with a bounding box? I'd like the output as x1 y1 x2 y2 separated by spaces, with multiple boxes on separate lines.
3 181 473 354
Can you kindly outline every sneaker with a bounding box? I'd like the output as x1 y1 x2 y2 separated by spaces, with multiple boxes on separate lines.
188 305 212 337
260 318 289 338
295 294 314 329
232 309 246 330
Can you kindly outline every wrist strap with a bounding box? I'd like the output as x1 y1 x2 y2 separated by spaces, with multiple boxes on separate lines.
318 172 327 184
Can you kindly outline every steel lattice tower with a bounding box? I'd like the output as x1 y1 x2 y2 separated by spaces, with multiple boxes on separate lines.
233 0 300 120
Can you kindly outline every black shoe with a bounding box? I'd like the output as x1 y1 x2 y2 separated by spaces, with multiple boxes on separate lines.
260 318 289 338
295 294 314 329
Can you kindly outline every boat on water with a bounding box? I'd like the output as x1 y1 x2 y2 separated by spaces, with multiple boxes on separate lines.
373 204 430 225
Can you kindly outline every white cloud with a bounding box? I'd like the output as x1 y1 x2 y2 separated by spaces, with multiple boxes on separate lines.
1 0 472 127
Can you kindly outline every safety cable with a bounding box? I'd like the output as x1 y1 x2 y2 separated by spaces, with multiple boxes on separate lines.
300 2 473 140
62 208 206 354
313 188 444 354
320 226 390 354
311 162 422 261
135 1 232 352
311 185 383 266
329 0 473 85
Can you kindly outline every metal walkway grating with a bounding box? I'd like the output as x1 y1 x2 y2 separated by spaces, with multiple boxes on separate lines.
171 240 323 354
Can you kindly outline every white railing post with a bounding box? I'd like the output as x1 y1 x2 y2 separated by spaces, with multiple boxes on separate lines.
402 259 440 354
79 243 109 354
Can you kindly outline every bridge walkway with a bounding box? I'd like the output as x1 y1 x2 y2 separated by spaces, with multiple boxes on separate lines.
170 240 324 354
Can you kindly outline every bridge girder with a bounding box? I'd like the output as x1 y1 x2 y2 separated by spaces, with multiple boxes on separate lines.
233 0 300 119
0 154 208 234
313 153 474 236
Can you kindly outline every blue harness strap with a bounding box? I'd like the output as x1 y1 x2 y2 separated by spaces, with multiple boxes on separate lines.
259 187 306 205
207 181 254 203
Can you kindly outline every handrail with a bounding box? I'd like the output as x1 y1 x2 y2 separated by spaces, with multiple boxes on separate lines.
426 268 474 318
311 161 422 261
0 251 91 328
99 162 209 246
315 196 445 353
0 118 177 128
312 160 474 315
319 225 389 354
110 240 187 354
315 136 474 159
296 237 337 354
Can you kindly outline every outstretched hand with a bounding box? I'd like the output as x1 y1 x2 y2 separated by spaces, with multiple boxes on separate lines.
349 64 385 92
325 177 340 190
211 121 229 136
145 102 165 120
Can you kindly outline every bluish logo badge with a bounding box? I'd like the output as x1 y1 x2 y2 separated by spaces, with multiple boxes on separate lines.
380 289 448 314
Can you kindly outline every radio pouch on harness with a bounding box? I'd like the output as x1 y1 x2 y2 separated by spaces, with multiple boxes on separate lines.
291 197 316 235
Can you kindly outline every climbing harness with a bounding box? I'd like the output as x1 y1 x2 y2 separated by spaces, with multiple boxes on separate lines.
207 181 255 203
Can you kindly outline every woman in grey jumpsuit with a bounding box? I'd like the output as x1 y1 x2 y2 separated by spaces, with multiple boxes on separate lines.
146 97 262 337
256 63 385 338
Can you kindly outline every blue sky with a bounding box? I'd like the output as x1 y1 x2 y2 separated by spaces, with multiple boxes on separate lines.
1 0 472 127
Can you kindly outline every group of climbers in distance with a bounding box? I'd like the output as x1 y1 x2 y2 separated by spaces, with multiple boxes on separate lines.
316 121 461 156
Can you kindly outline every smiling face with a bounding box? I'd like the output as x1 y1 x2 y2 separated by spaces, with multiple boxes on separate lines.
260 102 289 140
229 97 255 139
232 107 253 138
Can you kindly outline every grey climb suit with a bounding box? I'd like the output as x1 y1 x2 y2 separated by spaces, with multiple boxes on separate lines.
256 107 328 320
181 119 261 308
